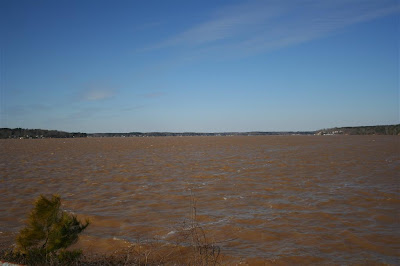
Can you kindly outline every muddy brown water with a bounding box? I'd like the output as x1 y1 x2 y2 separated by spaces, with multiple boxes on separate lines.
0 136 399 264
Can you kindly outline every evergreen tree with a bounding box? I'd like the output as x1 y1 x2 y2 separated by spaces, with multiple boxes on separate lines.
16 194 89 263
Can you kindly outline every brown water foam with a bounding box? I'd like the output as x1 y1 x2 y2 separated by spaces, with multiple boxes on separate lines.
0 136 399 264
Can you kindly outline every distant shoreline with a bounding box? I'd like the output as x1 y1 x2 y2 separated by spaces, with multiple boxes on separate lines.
0 124 399 139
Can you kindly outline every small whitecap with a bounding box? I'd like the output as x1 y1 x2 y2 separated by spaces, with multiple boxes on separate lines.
165 230 176 238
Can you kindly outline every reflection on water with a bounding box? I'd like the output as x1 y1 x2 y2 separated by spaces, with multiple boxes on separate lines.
0 136 399 264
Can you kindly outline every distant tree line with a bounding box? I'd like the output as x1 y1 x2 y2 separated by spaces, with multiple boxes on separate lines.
316 124 400 135
0 128 87 139
1 125 398 139
87 131 315 137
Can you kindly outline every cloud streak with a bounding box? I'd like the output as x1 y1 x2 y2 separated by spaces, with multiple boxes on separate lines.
6 104 53 116
143 0 400 59
82 88 116 101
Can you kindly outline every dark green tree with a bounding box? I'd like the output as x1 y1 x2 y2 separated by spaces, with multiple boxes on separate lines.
16 194 89 263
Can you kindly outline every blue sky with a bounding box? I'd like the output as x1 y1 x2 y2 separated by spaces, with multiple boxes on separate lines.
0 0 399 133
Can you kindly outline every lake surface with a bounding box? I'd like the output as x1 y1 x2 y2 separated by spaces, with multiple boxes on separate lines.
1 136 399 264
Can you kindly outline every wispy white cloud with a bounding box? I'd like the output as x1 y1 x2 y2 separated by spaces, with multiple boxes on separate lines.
83 89 116 101
143 0 400 58
144 1 280 51
77 82 118 102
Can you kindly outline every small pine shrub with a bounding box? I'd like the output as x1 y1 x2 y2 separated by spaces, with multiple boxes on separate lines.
15 194 89 264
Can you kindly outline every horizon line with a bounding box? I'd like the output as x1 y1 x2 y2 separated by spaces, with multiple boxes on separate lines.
1 124 399 134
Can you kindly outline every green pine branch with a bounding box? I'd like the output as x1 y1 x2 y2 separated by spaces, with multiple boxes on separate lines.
15 194 89 263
